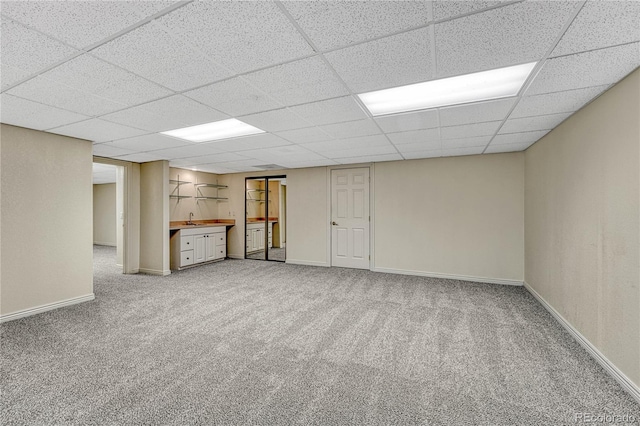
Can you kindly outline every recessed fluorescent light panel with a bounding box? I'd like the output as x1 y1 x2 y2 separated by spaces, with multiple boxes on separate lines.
359 62 537 116
161 118 265 143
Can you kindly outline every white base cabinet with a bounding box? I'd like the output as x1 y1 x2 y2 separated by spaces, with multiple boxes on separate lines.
170 226 227 270
246 222 273 254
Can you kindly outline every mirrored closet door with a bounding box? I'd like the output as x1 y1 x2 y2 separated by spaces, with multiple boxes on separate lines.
245 176 286 262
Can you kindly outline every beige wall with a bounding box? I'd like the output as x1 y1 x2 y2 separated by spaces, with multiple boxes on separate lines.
93 183 116 246
217 167 328 264
374 153 525 283
140 161 170 275
525 69 640 388
169 168 221 222
0 124 93 318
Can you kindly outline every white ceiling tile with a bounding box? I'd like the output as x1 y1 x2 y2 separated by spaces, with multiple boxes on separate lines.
440 147 484 157
184 77 283 117
327 144 397 159
148 144 227 160
525 43 640 96
326 28 433 93
1 17 79 89
7 75 127 117
246 145 326 162
395 140 442 153
93 143 137 158
129 2 180 18
240 108 312 133
491 130 550 146
91 22 234 92
114 152 168 163
386 128 440 146
374 109 439 133
155 1 313 75
432 1 509 21
1 64 32 91
484 141 534 154
319 119 381 139
439 98 516 127
243 57 348 107
282 1 430 51
287 97 368 127
441 135 492 149
0 94 90 131
512 86 607 119
277 159 339 169
174 153 251 166
102 134 192 152
203 133 293 153
336 153 403 164
499 113 571 134
101 95 228 132
441 121 501 140
39 55 172 106
435 1 577 78
0 1 160 49
552 1 640 57
275 127 333 144
304 134 391 153
167 158 206 168
190 164 244 174
402 150 442 160
48 119 148 143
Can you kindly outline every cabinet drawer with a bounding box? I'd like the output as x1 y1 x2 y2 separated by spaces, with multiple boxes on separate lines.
214 233 226 246
181 235 194 251
181 250 194 266
215 246 226 259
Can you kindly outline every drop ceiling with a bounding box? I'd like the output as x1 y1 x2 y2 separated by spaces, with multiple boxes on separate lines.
1 1 638 174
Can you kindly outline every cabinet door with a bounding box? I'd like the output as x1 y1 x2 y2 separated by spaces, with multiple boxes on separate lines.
205 234 216 261
246 230 252 252
257 228 265 250
252 229 260 251
194 234 206 263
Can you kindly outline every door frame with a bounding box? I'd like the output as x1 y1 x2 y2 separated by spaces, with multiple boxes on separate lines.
93 156 140 274
326 164 375 270
244 175 287 262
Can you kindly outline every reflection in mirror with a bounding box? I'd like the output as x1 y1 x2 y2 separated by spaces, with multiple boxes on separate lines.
245 176 286 262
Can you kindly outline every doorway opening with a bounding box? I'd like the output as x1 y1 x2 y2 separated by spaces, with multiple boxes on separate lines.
245 175 287 262
92 161 125 273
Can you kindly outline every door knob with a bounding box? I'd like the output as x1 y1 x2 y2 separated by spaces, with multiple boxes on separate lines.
332 221 338 226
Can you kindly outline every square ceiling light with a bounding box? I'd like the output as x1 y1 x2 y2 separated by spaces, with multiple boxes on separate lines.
358 62 537 116
161 118 265 142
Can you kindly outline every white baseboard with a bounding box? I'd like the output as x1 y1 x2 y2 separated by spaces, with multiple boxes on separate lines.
139 268 171 276
0 294 95 323
93 242 116 247
227 254 244 260
373 267 523 286
524 281 640 404
286 259 330 267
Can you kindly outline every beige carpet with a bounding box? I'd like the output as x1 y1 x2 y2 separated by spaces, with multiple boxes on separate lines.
0 245 638 425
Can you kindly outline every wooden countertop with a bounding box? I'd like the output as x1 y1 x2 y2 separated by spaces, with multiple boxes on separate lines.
169 219 235 231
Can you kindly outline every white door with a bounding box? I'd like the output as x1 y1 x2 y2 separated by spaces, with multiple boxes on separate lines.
331 168 370 269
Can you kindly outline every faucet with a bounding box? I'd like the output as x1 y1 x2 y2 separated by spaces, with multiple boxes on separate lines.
187 212 194 225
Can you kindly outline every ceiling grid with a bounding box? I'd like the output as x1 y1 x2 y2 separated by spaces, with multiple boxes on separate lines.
0 0 637 175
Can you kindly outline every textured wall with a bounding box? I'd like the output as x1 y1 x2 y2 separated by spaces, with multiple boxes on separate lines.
525 69 640 387
0 124 93 316
93 183 116 246
374 153 525 283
